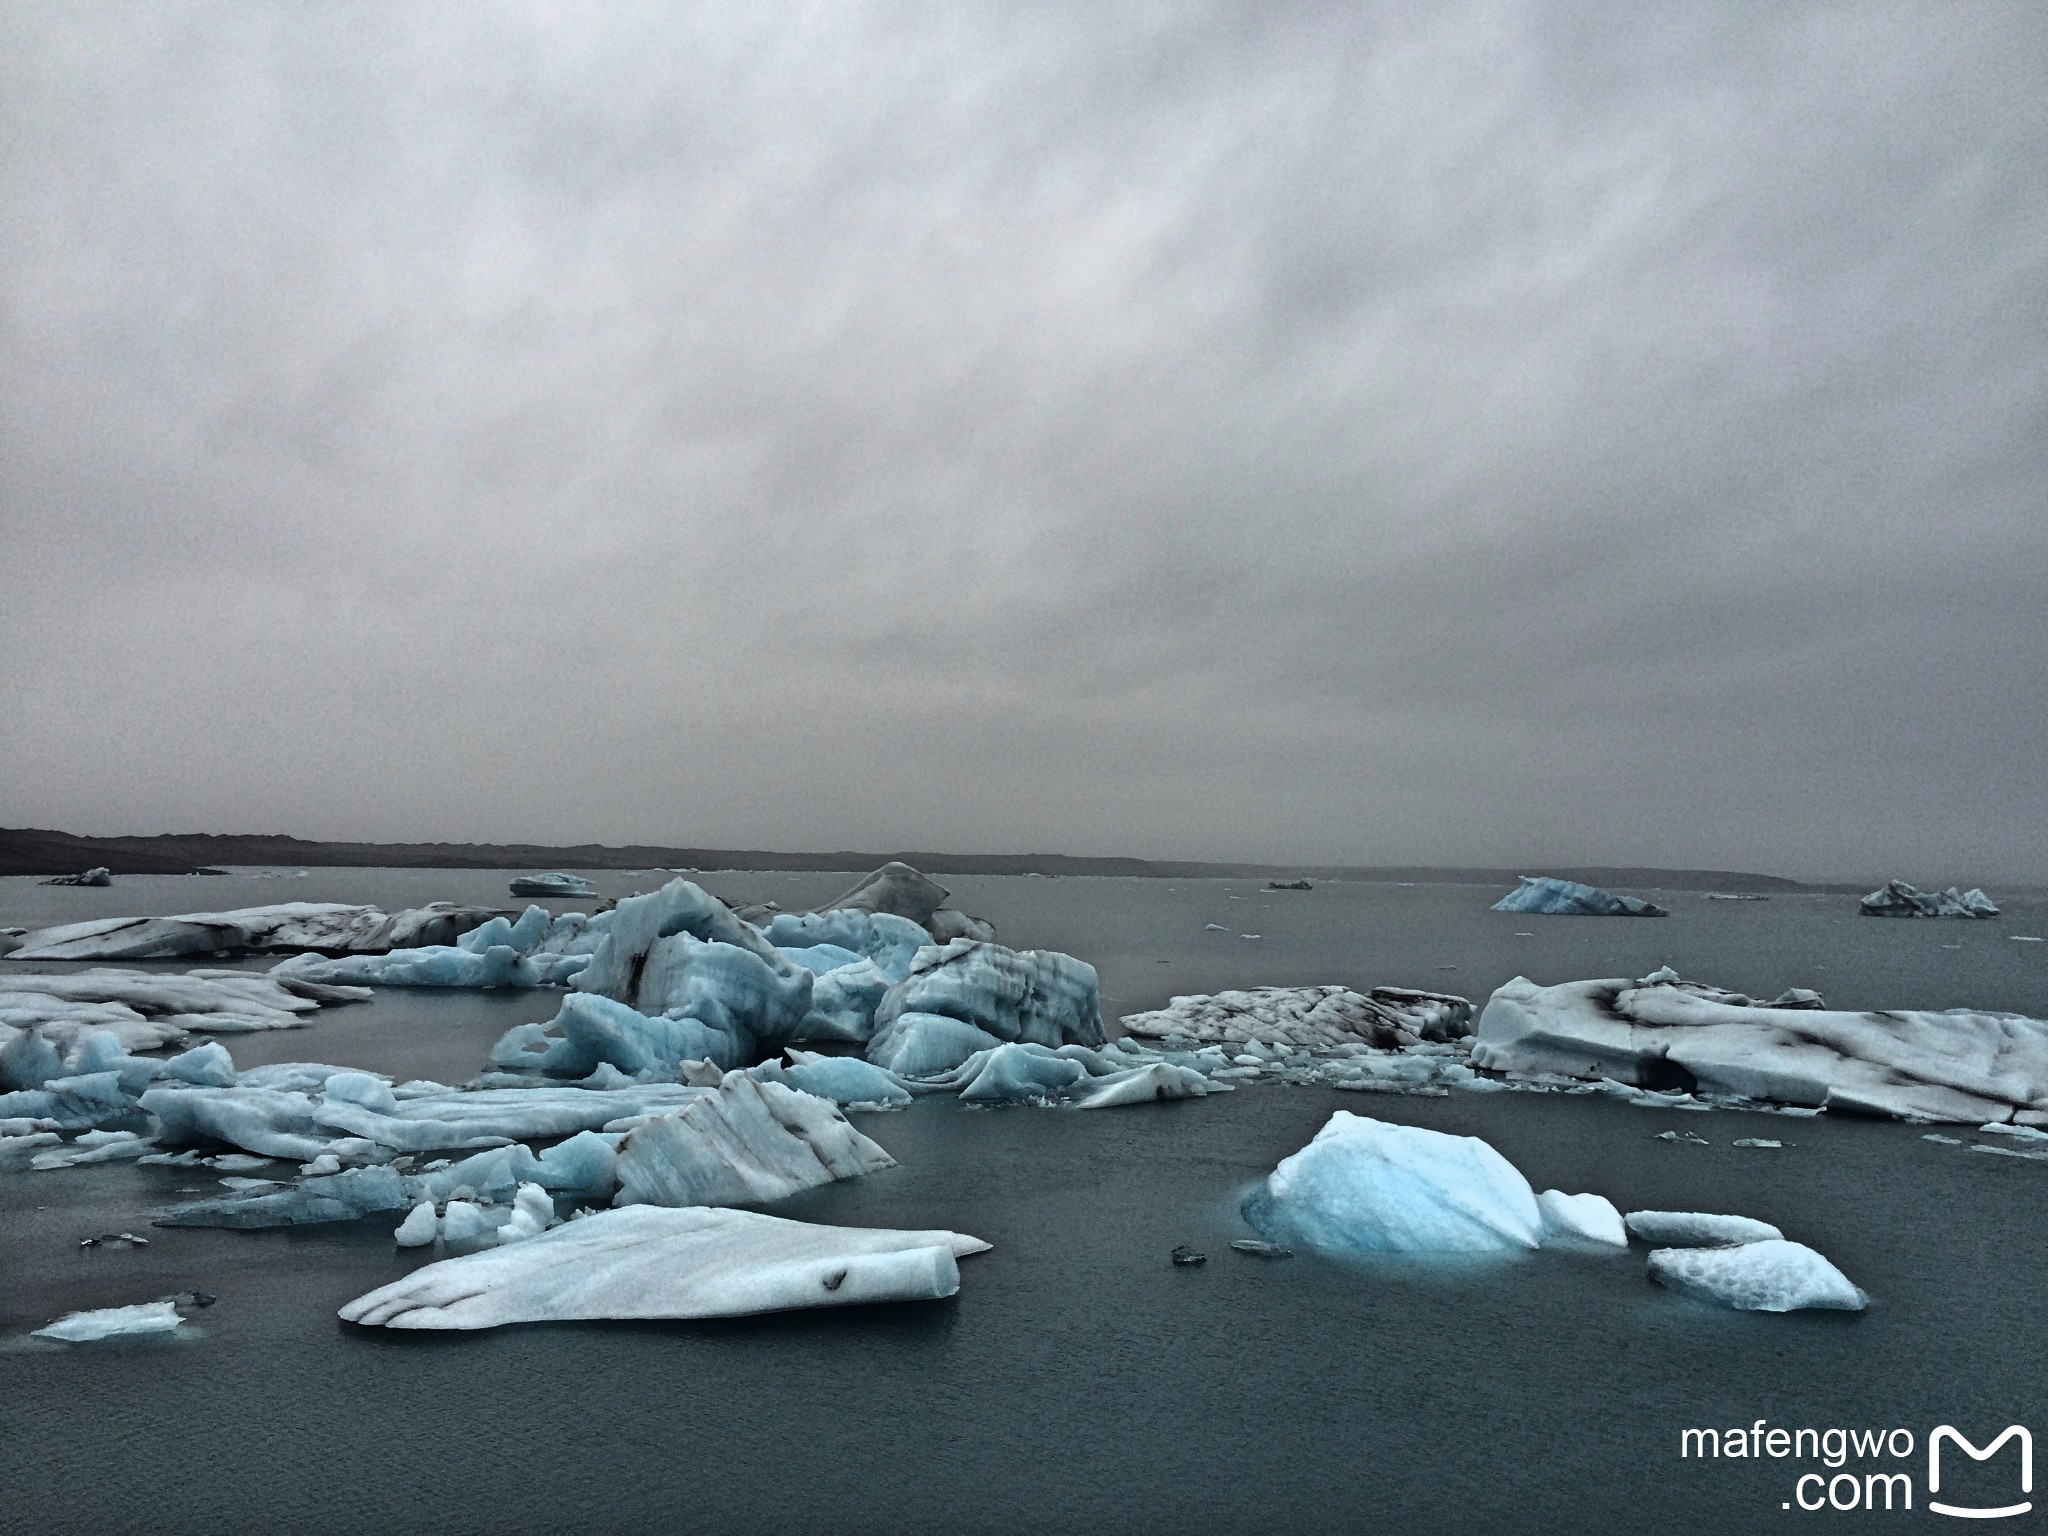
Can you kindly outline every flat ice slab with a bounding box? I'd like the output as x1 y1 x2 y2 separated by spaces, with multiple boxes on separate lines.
0 968 369 1056
1625 1210 1784 1247
33 1300 186 1342
1120 985 1472 1050
10 902 504 961
508 873 598 898
337 1206 990 1330
1472 970 2048 1122
1490 877 1668 917
1242 1111 1542 1255
1647 1239 1865 1312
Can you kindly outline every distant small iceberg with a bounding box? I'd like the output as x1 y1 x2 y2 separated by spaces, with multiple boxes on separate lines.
39 867 112 887
508 872 598 898
1491 876 1668 918
1859 880 1998 918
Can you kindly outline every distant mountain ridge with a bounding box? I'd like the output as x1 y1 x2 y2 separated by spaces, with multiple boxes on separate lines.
0 826 1821 891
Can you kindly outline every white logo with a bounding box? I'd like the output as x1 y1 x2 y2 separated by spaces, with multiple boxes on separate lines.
1929 1425 2032 1520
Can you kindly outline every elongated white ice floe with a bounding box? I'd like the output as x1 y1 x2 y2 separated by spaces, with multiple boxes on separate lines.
337 1206 990 1330
10 902 504 961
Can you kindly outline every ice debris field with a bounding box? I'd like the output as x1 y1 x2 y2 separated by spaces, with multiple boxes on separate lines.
2 862 2036 1340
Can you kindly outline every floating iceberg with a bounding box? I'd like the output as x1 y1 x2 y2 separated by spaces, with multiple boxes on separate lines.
32 1300 186 1342
39 867 112 887
1625 1210 1784 1246
1859 880 1999 918
0 968 369 1056
509 873 598 898
611 1072 895 1208
1491 877 1668 917
866 939 1102 1076
1241 1111 1543 1255
808 863 995 943
1120 985 1472 1051
273 904 602 989
1537 1190 1627 1249
769 1052 913 1109
1647 1240 1865 1312
1471 970 2048 1123
764 909 930 983
9 901 504 961
337 1206 990 1330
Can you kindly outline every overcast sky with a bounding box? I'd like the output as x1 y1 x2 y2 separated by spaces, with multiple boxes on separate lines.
2 3 2043 882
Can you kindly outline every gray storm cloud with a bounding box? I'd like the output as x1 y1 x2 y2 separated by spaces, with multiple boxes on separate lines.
2 2 2043 881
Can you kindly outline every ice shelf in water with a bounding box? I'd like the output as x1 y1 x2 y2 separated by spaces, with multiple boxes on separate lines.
274 903 604 989
338 1206 991 1330
1647 1240 1866 1312
508 873 597 898
1471 968 2048 1123
0 969 368 1057
1491 876 1669 917
10 901 504 961
1120 985 1472 1050
1858 880 1999 918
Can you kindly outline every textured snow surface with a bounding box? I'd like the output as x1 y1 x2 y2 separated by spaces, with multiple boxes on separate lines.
1242 1111 1543 1255
1647 1240 1866 1312
1121 985 1472 1049
11 902 503 961
338 1206 990 1330
1491 877 1669 917
1472 970 2048 1122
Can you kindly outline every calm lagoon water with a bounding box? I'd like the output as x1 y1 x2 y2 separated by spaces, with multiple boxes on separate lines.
2 870 2044 1534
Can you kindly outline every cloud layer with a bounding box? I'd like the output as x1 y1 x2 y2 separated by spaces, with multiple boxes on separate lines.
3 2 2043 881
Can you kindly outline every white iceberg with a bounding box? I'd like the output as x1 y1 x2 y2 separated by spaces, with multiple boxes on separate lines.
1537 1190 1627 1249
0 968 369 1056
1625 1210 1784 1246
1859 880 1999 918
1647 1239 1865 1312
611 1072 895 1208
1491 877 1668 917
337 1205 990 1330
1120 985 1472 1050
1241 1111 1543 1255
33 1299 187 1342
9 901 504 961
1471 970 2048 1123
509 873 598 898
393 1199 440 1246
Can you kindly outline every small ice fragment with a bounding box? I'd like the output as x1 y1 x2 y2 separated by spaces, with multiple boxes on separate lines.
1732 1138 1783 1149
1647 1239 1865 1312
1922 1133 1963 1145
1169 1245 1206 1266
1655 1130 1709 1145
1204 923 1229 932
1536 1190 1627 1249
439 1200 493 1245
33 1300 185 1342
299 1154 343 1177
393 1200 440 1247
1239 934 1261 941
1625 1210 1783 1246
2012 936 2044 943
1230 1239 1292 1258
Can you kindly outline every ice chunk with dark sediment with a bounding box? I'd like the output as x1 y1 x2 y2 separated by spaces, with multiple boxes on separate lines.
1490 877 1668 917
610 1072 895 1208
1241 1111 1543 1255
867 939 1102 1075
1469 970 2048 1122
337 1206 990 1330
815 862 996 943
1858 880 1999 918
508 873 598 898
1120 985 1472 1050
1625 1210 1783 1246
1647 1239 1865 1312
8 901 504 961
